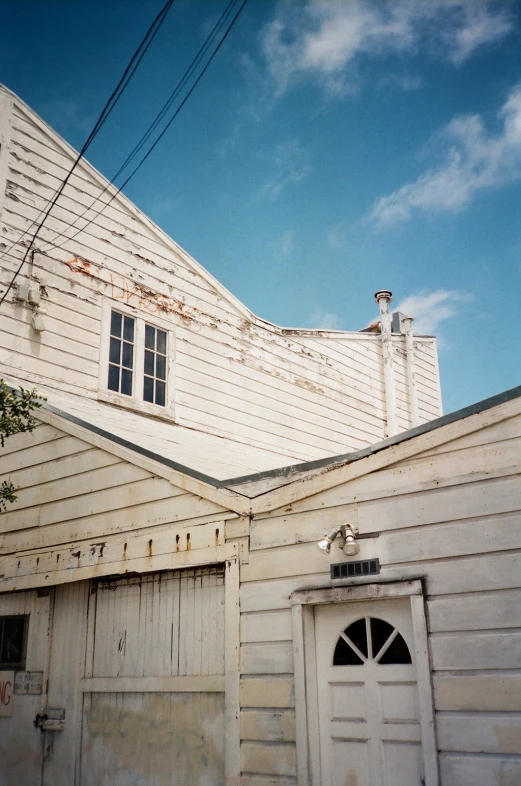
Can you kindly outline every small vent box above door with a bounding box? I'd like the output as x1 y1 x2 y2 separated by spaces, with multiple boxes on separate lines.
331 559 380 580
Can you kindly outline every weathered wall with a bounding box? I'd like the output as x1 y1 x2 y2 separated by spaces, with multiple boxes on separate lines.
0 419 240 591
0 90 440 465
239 403 521 785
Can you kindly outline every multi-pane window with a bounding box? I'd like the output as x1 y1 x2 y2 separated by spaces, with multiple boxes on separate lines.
144 324 167 407
108 311 135 396
104 308 170 410
0 616 28 669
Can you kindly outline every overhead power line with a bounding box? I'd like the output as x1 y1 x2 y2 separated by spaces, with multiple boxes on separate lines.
0 0 176 306
40 0 244 254
39 0 248 259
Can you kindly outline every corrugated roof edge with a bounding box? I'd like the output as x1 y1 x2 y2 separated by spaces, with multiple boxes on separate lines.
221 384 521 488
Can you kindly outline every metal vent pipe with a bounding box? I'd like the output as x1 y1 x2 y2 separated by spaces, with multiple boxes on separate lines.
375 290 398 437
402 316 420 427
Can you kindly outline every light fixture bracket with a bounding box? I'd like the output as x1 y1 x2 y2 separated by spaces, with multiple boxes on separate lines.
316 523 360 557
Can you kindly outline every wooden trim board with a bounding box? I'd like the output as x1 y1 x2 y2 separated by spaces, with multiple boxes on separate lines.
291 580 439 786
81 676 225 693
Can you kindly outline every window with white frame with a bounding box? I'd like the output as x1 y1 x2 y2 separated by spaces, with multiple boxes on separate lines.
100 304 173 414
108 310 135 397
143 323 167 406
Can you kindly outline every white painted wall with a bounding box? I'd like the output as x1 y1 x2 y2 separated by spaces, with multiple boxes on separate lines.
0 87 441 466
0 390 519 783
239 400 521 785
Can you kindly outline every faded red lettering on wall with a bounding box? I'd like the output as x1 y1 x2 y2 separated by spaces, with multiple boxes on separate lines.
0 673 14 717
64 256 196 320
0 680 12 706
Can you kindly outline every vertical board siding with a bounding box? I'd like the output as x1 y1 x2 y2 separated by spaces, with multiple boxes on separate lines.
44 581 90 786
92 567 225 678
81 565 226 786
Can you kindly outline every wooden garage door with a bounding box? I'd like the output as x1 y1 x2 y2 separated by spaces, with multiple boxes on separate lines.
80 566 225 786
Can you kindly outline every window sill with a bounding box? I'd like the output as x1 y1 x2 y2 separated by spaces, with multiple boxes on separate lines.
98 389 177 423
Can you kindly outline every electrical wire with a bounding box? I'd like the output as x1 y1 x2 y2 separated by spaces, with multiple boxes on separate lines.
0 0 176 305
0 0 175 267
39 0 240 254
40 0 248 259
0 0 174 268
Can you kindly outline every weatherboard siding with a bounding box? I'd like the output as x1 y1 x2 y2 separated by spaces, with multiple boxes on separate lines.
238 408 521 785
0 421 234 591
0 92 441 463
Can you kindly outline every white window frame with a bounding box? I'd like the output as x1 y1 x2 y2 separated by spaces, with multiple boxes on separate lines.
98 298 175 419
291 580 439 786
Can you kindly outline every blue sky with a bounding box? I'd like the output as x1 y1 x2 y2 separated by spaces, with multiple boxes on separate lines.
1 0 520 414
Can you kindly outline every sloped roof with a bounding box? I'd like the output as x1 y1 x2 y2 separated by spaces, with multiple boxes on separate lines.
27 382 521 502
224 384 521 494
30 387 304 483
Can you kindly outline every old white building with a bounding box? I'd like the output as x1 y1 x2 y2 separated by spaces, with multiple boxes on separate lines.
0 84 519 786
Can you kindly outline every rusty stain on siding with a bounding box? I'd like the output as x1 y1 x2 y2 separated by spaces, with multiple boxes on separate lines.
64 256 197 320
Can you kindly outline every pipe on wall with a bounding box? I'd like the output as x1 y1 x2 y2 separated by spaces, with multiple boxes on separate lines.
403 316 420 428
375 290 398 437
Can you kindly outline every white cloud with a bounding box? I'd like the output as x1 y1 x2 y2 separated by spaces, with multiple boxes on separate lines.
259 138 311 197
394 289 472 335
377 72 424 92
280 229 295 256
260 1 513 95
311 309 345 330
370 82 521 228
446 1 514 64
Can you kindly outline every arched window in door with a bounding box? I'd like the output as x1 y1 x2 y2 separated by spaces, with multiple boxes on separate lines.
333 616 412 665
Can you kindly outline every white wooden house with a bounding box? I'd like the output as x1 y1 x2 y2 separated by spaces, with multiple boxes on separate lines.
0 85 519 786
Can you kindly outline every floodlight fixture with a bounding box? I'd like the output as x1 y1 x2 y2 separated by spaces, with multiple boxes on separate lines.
316 523 360 557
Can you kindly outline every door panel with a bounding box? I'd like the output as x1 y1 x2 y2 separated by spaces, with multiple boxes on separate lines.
316 597 423 786
42 581 90 786
81 566 226 786
332 739 370 786
382 741 422 786
82 691 225 786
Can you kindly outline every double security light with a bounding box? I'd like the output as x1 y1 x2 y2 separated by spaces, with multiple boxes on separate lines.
316 524 360 557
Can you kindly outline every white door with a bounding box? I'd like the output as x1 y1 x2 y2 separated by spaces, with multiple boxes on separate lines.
315 598 423 786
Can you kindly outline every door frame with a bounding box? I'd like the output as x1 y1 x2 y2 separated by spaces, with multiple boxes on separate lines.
291 580 439 786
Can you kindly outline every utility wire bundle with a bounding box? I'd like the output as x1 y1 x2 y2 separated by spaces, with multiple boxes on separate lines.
0 0 247 306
